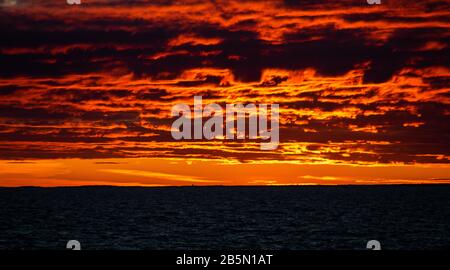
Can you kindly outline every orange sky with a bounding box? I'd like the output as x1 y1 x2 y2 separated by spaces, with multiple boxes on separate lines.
0 0 449 186
1 158 449 187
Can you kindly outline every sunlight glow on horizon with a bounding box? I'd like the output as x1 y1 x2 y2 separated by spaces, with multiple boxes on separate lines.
0 158 449 187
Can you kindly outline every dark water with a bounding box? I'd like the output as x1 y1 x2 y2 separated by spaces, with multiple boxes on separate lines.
0 185 449 250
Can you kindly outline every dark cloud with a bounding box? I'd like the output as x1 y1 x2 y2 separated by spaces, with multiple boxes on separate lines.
0 0 448 163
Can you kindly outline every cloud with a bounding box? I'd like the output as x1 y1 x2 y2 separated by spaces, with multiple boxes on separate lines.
98 169 221 184
0 0 448 165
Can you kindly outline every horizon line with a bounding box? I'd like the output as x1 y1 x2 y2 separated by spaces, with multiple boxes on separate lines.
1 183 450 188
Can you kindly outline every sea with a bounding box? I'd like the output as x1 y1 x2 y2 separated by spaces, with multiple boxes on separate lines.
0 185 449 250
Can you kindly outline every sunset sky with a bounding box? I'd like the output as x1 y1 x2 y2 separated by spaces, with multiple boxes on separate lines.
0 0 449 186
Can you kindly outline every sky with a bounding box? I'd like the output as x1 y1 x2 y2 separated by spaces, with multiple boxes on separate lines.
0 0 449 186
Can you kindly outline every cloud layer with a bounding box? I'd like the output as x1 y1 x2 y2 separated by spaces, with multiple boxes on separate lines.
0 0 449 167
